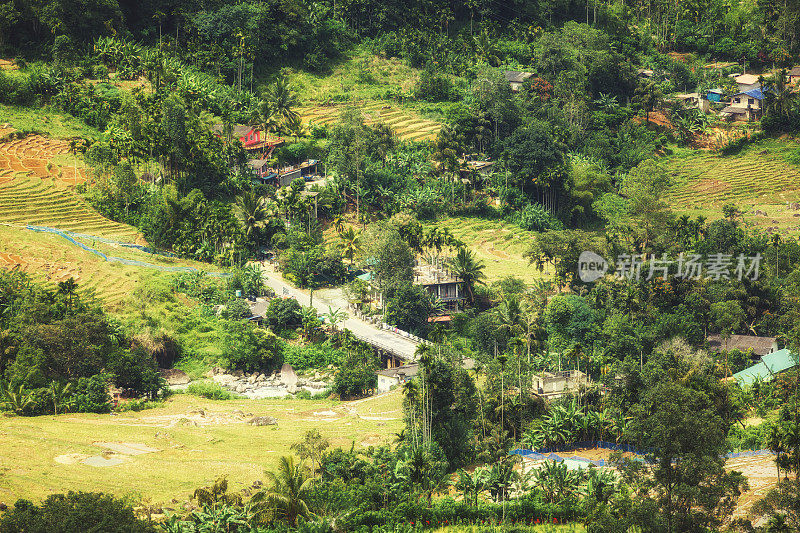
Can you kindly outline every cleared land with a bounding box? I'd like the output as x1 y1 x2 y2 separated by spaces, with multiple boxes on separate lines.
0 103 100 140
288 50 443 142
0 391 403 506
664 138 800 236
299 101 442 142
421 216 552 284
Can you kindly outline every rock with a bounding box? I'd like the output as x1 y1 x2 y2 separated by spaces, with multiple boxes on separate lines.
188 409 205 417
248 374 257 384
212 374 236 385
235 384 246 393
287 384 298 394
248 416 277 426
791 202 800 210
232 370 245 378
0 503 6 512
256 373 265 382
212 366 224 375
280 363 298 388
159 369 191 386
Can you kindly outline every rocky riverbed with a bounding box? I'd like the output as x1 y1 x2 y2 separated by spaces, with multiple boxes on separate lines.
207 364 332 399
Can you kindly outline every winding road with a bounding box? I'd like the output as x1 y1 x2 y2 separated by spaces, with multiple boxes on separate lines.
256 263 421 362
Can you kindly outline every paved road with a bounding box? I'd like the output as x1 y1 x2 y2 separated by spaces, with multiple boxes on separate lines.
257 263 420 362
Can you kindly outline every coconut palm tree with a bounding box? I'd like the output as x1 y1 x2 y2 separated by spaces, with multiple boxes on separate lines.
338 226 361 265
251 456 315 526
0 382 33 415
268 77 299 126
283 114 307 142
447 247 486 305
235 190 270 240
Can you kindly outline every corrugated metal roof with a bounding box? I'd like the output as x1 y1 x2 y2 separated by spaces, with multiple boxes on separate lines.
732 348 797 386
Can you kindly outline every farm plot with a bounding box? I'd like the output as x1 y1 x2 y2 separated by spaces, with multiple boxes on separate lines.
664 141 800 209
298 101 442 142
0 135 140 241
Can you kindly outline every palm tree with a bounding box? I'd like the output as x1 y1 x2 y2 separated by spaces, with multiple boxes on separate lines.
283 114 307 142
235 191 269 240
324 306 347 332
268 77 299 127
338 226 361 265
0 382 34 415
447 247 486 305
193 476 242 509
290 429 329 475
57 277 79 309
251 456 315 526
49 381 73 415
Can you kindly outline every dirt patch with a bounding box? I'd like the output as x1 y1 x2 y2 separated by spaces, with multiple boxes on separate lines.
93 441 160 455
54 453 89 465
726 454 779 521
81 455 125 467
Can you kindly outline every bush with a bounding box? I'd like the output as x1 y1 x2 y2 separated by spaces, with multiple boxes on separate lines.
413 69 457 102
283 344 346 370
267 298 303 329
106 349 164 397
512 203 564 232
72 374 111 413
186 381 235 400
222 321 284 372
0 491 155 533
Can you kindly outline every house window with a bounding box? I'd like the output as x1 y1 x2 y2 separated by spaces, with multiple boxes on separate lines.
748 98 754 105
734 98 740 104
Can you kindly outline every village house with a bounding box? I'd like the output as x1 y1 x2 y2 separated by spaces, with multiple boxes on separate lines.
458 157 495 182
532 370 589 400
707 334 779 358
211 123 284 154
732 348 798 387
789 66 800 86
675 92 710 113
377 363 419 393
503 70 533 91
733 73 761 93
721 88 765 122
414 261 464 314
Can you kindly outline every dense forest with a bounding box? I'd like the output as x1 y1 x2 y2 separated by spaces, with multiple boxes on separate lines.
1 0 800 531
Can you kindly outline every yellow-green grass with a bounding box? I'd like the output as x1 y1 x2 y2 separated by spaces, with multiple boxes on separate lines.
0 103 100 139
287 48 421 102
286 48 443 142
418 217 551 284
299 101 442 142
0 174 139 241
0 391 403 506
663 138 800 236
0 224 219 311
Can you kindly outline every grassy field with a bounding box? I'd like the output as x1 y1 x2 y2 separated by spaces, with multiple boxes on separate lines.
0 103 100 139
663 138 800 236
0 223 220 310
421 216 552 285
0 391 403 506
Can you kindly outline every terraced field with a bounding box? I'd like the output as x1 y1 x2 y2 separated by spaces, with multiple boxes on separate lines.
299 101 442 142
0 135 140 241
665 141 800 209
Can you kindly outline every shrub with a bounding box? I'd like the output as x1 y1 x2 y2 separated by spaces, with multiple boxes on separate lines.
414 70 457 102
222 321 285 372
283 344 346 370
72 374 111 413
512 203 564 232
0 491 155 532
186 381 235 400
267 298 303 329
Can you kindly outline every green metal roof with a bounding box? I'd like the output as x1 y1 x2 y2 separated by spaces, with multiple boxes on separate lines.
733 348 798 387
356 272 374 281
